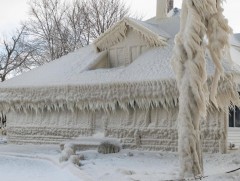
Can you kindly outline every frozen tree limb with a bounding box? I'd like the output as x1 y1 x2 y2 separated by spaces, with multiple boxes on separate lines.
171 0 232 178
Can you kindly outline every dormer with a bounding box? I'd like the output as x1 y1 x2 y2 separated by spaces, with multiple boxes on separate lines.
92 0 174 69
93 18 169 68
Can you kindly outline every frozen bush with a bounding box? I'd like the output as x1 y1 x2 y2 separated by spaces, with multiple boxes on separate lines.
59 147 74 163
64 143 77 153
59 152 68 163
69 155 80 165
78 154 85 160
98 141 121 154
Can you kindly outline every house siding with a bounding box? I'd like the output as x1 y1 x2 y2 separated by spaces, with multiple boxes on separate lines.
228 128 240 148
6 106 226 153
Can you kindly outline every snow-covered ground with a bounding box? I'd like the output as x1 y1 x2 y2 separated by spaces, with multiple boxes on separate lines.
0 155 80 181
0 141 240 181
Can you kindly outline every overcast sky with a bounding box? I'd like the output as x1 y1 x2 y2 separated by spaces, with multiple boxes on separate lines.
0 0 239 35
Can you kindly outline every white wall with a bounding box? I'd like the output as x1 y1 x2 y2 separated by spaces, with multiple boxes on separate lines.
7 110 93 144
6 105 227 153
108 28 150 67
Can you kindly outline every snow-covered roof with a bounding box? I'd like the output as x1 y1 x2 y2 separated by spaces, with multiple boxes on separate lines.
154 15 180 38
0 45 103 87
94 17 169 51
0 15 239 113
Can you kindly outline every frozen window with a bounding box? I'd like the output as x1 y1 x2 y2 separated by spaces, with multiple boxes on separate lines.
229 106 240 127
229 108 234 127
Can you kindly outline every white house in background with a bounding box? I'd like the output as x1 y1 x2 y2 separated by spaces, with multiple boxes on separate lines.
0 0 240 153
228 33 240 148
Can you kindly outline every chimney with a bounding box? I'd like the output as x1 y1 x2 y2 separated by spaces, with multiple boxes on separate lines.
156 0 174 19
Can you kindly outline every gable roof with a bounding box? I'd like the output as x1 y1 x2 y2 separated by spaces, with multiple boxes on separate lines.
94 17 170 51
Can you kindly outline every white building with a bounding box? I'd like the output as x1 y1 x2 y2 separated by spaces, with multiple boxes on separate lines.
0 0 240 153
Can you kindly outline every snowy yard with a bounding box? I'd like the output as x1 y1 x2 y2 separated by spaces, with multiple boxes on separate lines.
0 155 79 181
0 140 240 181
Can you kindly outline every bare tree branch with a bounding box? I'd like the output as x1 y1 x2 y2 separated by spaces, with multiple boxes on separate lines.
0 26 35 81
24 0 131 63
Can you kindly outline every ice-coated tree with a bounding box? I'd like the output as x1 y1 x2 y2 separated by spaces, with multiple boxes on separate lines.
171 0 232 178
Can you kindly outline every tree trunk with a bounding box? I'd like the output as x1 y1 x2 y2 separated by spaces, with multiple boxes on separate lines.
171 0 232 178
178 71 203 177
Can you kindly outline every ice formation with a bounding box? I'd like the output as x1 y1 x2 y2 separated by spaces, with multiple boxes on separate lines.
0 1 239 158
171 0 236 178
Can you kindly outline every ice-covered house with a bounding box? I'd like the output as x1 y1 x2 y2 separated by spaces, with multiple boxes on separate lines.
0 0 240 153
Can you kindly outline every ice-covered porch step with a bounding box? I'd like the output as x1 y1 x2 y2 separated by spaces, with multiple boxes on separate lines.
60 137 121 151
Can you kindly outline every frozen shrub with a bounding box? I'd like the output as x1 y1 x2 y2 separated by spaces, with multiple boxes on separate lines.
98 141 121 154
59 147 74 163
78 154 85 160
64 147 74 156
69 155 80 165
59 154 68 162
65 143 77 153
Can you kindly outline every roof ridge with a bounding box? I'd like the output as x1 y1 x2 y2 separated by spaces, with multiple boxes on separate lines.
93 17 169 51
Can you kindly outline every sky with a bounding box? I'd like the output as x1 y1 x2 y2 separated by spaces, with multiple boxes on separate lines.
0 0 239 35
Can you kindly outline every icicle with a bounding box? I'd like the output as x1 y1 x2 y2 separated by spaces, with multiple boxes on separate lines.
94 18 167 51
